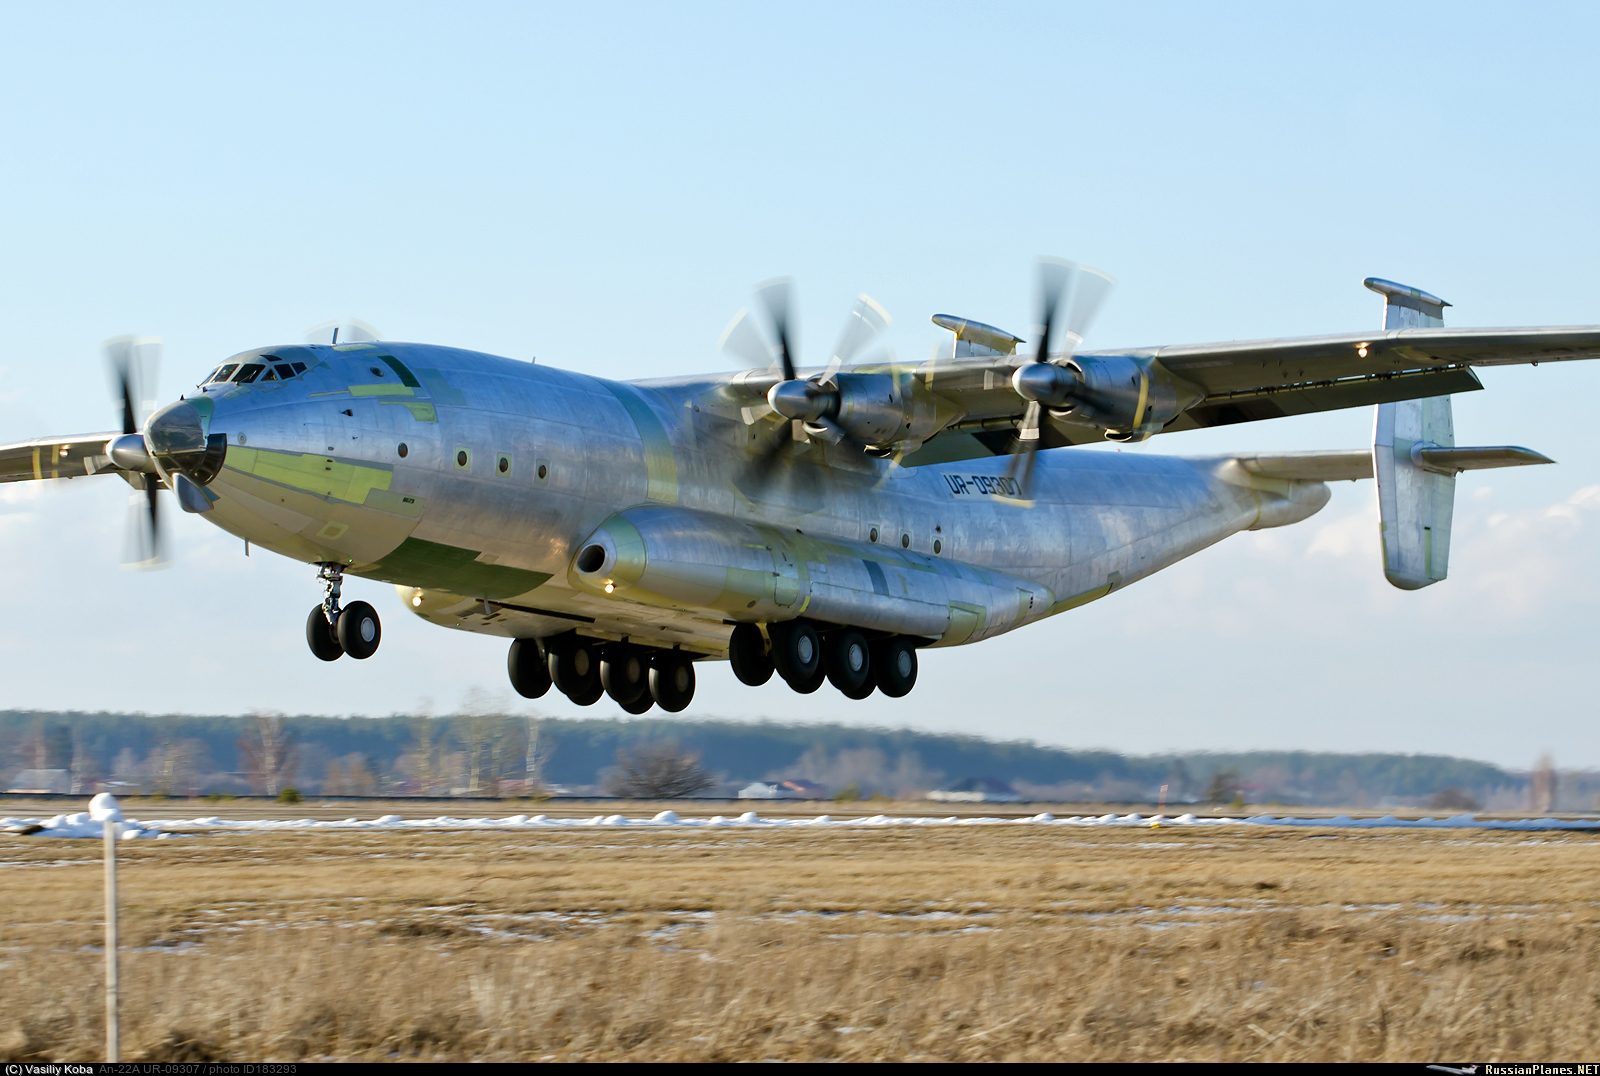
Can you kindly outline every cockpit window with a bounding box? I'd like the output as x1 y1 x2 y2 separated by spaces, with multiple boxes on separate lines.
274 364 297 380
208 364 239 384
261 368 278 381
232 363 266 383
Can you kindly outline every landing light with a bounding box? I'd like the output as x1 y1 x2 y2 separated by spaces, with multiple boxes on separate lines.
604 581 615 594
1358 344 1369 358
411 593 423 607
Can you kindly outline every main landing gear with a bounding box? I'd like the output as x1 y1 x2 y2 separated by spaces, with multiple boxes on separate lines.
304 564 382 662
506 631 697 713
734 620 919 700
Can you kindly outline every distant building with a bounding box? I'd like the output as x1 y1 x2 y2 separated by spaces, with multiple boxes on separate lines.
929 777 1021 803
7 769 71 794
738 778 831 800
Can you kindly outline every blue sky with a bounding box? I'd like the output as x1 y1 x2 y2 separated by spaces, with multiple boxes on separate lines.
3 3 1599 767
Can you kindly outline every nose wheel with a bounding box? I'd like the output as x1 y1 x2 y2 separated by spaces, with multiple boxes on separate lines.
305 564 382 661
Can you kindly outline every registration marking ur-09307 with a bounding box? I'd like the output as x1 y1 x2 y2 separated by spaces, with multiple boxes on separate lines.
943 472 1023 497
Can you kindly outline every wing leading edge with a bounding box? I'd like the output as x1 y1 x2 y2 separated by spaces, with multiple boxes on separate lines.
0 433 121 483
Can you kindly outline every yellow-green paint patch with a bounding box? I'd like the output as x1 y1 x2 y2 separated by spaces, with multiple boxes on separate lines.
349 383 416 397
360 537 551 599
224 445 394 506
381 399 437 422
604 382 678 503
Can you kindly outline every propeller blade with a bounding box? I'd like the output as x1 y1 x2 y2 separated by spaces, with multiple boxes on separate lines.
105 336 137 435
1035 259 1073 364
998 399 1049 501
718 308 776 370
105 335 162 435
755 278 797 382
829 293 891 371
741 415 795 490
122 475 167 570
1060 265 1116 353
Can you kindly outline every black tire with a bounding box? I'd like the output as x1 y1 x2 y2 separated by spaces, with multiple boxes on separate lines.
788 662 826 694
306 605 343 662
727 623 774 687
547 633 602 703
823 629 872 696
508 639 552 699
601 643 649 706
873 637 919 698
769 619 821 688
336 600 381 659
649 650 696 712
618 689 655 714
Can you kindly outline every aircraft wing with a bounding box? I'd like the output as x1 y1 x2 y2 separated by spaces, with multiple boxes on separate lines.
0 433 120 483
895 325 1600 465
1155 325 1600 430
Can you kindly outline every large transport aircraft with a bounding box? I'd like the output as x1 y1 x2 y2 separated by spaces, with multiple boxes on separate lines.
1 263 1590 712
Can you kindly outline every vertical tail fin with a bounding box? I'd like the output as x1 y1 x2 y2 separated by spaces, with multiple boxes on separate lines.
1367 277 1455 589
1374 395 1456 589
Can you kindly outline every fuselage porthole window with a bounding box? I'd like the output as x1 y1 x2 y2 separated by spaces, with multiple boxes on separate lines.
233 363 265 384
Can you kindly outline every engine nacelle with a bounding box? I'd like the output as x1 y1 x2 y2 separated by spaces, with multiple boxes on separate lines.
769 373 918 447
828 373 905 445
1014 356 1203 442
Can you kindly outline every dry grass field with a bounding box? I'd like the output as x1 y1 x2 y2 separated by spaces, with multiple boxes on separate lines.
3 816 1599 1062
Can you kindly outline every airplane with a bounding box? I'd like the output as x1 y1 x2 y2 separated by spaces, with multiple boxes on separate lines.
1 263 1592 714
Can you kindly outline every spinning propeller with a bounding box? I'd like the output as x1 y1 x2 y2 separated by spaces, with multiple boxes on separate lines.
104 336 166 568
720 281 891 491
1003 259 1116 499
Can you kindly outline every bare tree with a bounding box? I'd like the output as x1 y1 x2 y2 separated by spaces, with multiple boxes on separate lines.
524 715 555 794
145 738 210 797
238 713 298 796
604 741 713 799
1532 753 1558 814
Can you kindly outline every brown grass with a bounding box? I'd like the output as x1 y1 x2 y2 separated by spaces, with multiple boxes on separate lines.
3 823 1599 1061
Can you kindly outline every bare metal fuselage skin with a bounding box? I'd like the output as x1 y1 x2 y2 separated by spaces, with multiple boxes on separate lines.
182 341 1329 655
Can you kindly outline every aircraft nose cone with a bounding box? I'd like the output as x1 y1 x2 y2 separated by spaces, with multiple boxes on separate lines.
144 399 207 456
144 398 226 485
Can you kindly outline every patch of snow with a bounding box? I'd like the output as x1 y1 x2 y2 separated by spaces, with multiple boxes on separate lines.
11 798 1600 838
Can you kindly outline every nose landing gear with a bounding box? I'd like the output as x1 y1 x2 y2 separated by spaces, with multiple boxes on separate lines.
304 563 382 662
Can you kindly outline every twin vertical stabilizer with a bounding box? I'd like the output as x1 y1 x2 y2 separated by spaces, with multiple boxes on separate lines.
1368 277 1455 590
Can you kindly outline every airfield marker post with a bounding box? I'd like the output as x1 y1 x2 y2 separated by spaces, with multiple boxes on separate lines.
104 812 119 1062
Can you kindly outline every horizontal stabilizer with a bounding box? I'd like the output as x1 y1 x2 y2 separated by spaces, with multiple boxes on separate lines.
1233 444 1552 483
1413 445 1553 472
1235 450 1372 482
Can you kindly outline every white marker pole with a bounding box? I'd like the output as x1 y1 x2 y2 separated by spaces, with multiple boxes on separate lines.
104 812 119 1062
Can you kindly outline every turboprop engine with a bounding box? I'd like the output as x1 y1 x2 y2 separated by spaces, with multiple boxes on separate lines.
767 372 921 447
1012 356 1201 441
